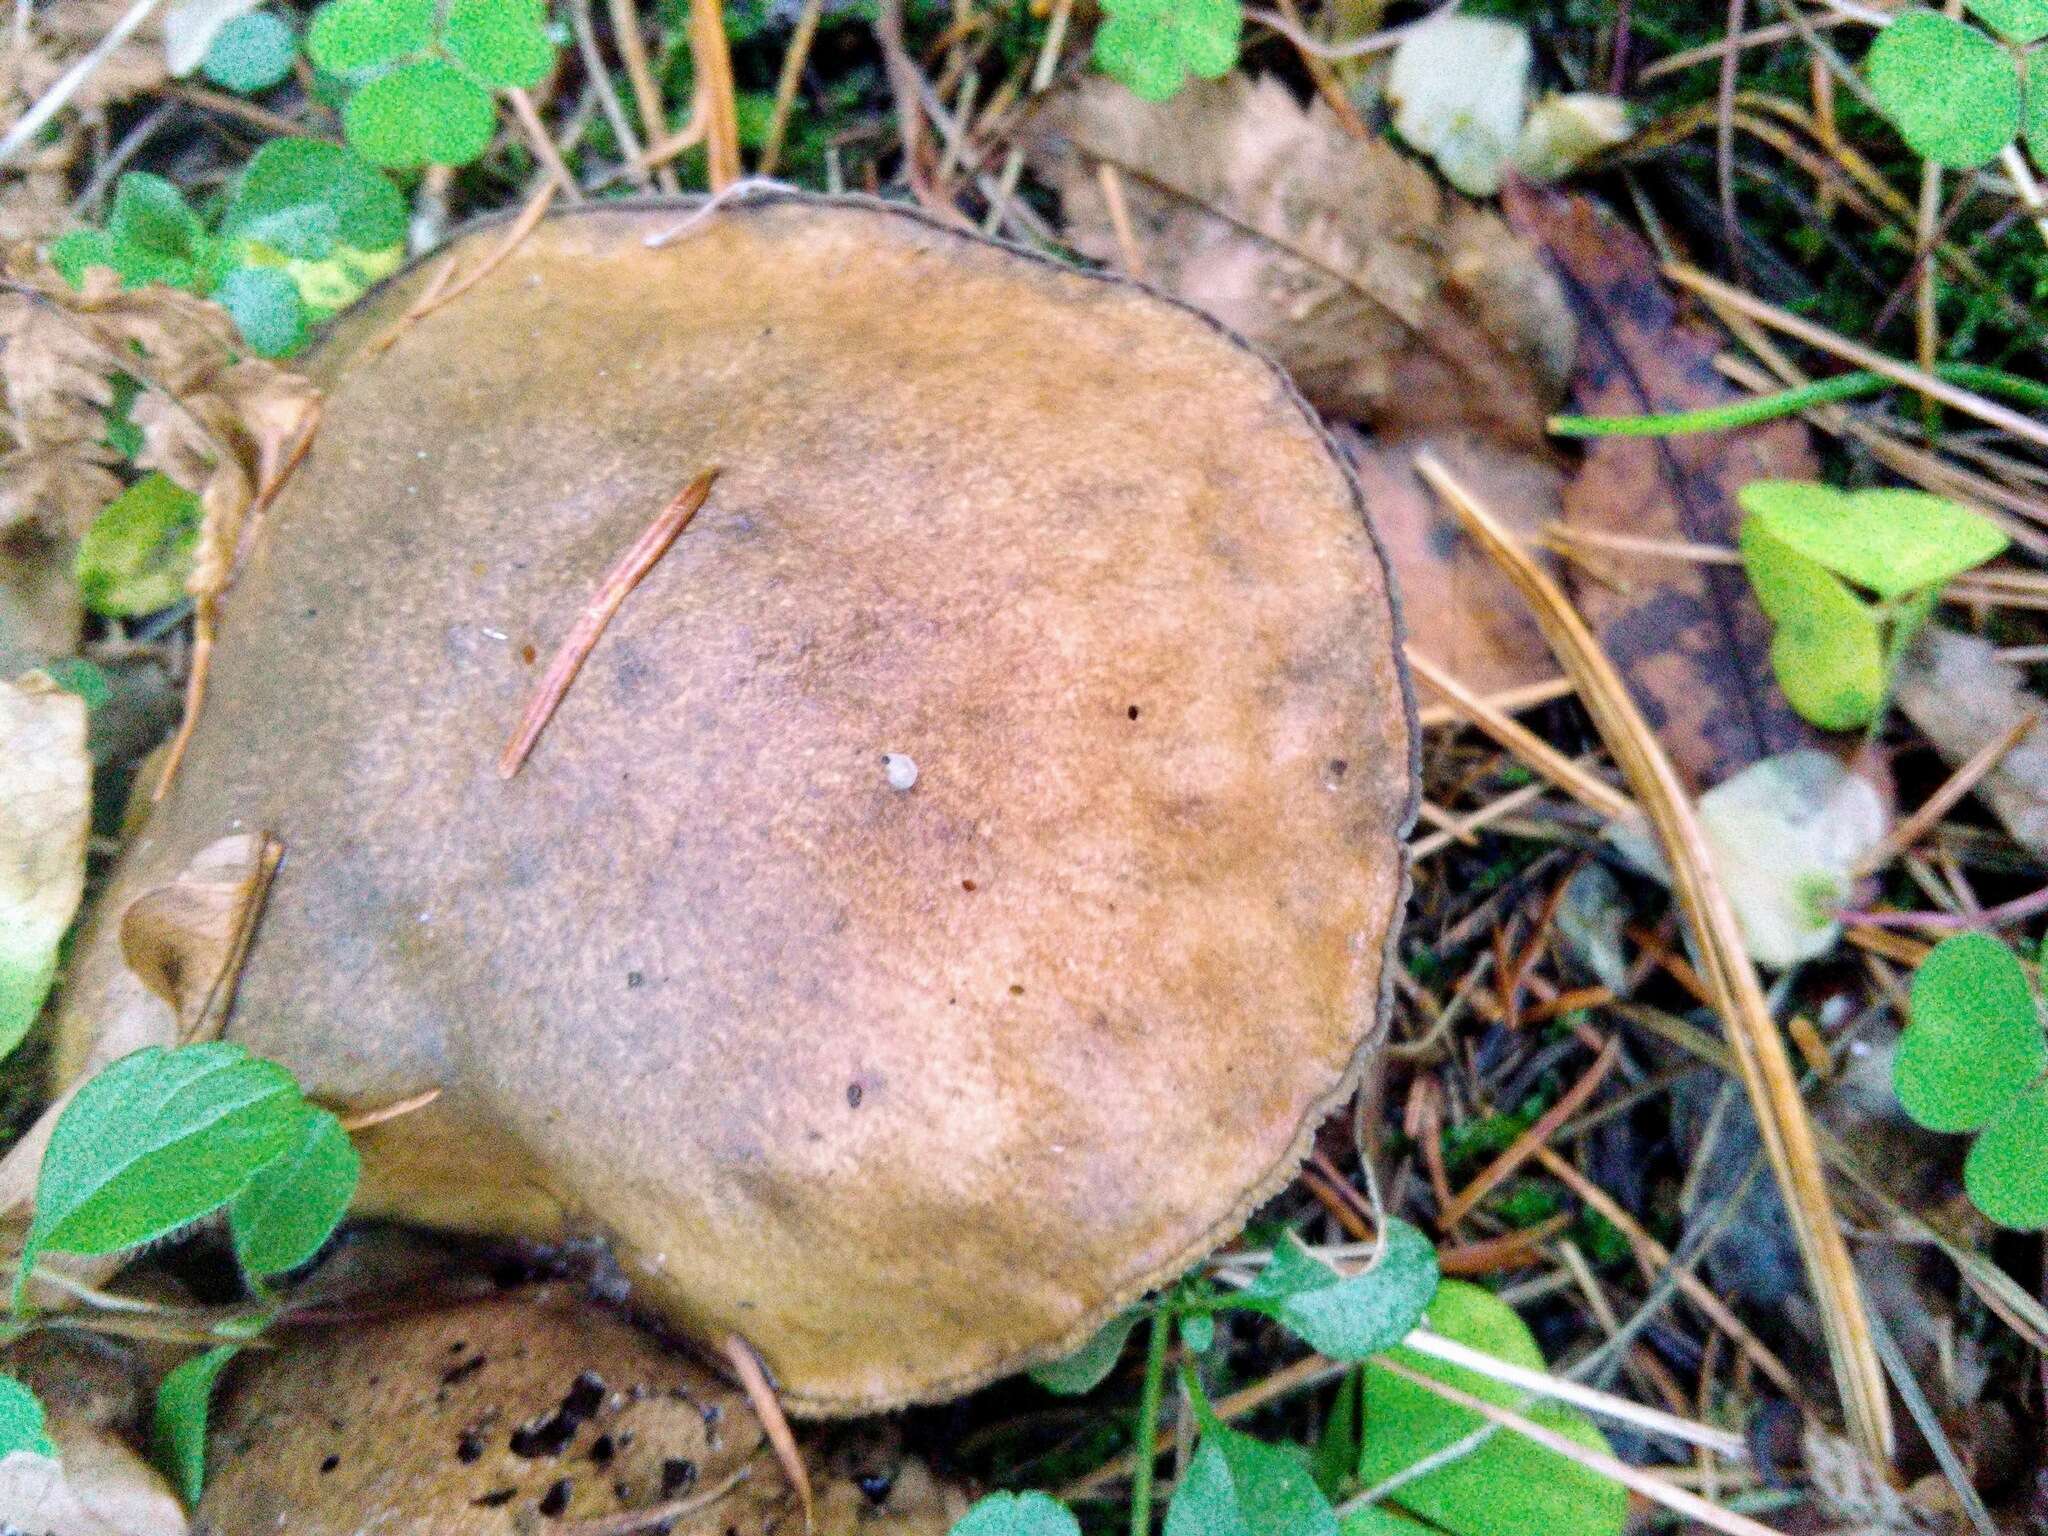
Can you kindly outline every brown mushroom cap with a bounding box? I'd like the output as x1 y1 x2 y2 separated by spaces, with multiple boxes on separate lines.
194 1286 970 1534
59 194 1415 1412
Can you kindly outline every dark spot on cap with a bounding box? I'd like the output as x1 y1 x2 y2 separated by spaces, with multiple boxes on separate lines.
846 1082 863 1108
589 1433 616 1466
443 1353 488 1387
858 1471 895 1505
473 1488 517 1508
319 1454 340 1474
539 1477 573 1517
457 1430 486 1464
661 1458 698 1496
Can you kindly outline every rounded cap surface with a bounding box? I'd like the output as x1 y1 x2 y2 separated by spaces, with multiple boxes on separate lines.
65 195 1416 1411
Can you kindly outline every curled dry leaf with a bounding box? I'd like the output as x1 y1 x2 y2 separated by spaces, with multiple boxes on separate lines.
119 833 281 1041
1504 186 1822 789
1895 626 2048 859
196 1287 970 1535
1025 75 1576 448
0 1424 188 1536
0 671 90 1060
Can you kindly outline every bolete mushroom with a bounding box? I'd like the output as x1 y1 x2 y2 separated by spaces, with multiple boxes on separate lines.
195 1285 970 1534
56 193 1416 1413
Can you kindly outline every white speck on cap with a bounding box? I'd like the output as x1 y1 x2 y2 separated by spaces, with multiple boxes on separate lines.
882 753 918 791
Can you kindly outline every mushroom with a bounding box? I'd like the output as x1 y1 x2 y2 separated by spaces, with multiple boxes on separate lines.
194 1286 969 1535
56 193 1416 1414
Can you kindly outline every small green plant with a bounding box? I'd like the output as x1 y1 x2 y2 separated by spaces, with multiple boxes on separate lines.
202 9 300 94
958 1222 1442 1536
53 137 406 358
308 0 557 168
72 473 201 617
1894 931 2048 1230
1 1041 362 1503
1737 481 2007 731
1864 3 2048 170
1092 0 1242 102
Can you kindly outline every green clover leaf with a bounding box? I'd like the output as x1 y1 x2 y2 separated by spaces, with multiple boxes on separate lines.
1738 482 2008 601
1865 10 2021 169
1739 519 1886 731
1094 0 1242 102
215 266 310 357
105 173 211 289
203 10 298 93
308 0 435 74
443 0 554 89
222 137 406 260
344 58 497 167
951 1493 1082 1536
1895 933 2048 1230
1968 0 2048 43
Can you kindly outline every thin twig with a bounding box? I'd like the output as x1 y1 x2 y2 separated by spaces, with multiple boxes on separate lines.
558 1465 753 1536
607 0 679 194
1095 163 1147 279
0 0 167 165
760 0 825 178
1438 1037 1620 1228
1416 675 1573 730
689 0 743 191
368 180 558 357
722 1336 811 1532
337 1087 443 1133
569 0 649 187
500 470 719 779
1857 712 2041 875
506 86 583 200
1417 453 1894 1463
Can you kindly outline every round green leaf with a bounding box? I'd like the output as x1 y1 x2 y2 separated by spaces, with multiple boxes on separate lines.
952 1493 1082 1536
0 1376 53 1460
106 173 207 289
1968 0 2048 43
1897 932 2045 1132
1965 1081 2048 1228
229 1106 360 1277
1865 11 2021 169
1093 0 1242 102
307 0 434 73
73 472 202 617
224 138 406 260
344 60 497 168
215 266 309 357
1738 482 2008 600
1167 1425 1341 1536
1274 1219 1440 1361
202 10 296 93
1740 522 1886 731
443 0 555 89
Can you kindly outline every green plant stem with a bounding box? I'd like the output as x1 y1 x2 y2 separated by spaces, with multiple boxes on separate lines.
1129 1311 1172 1536
1549 362 2048 437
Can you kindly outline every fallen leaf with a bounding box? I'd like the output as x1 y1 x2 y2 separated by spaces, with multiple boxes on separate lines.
1387 14 1532 197
1 524 82 674
1026 74 1576 447
1610 749 1888 967
1339 427 1561 697
0 1422 187 1536
1505 185 1823 788
119 832 280 1041
1513 94 1632 184
1895 626 2048 858
0 671 89 1060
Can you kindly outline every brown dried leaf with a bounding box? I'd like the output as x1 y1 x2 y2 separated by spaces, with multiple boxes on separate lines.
0 525 82 672
1026 75 1576 447
1340 426 1561 697
1505 186 1821 788
1895 626 2048 858
119 832 281 1041
5 0 170 131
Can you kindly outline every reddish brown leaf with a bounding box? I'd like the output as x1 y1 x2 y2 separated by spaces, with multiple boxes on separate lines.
1506 186 1821 789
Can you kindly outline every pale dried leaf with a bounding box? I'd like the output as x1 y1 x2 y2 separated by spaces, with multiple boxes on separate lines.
7 0 171 127
0 526 82 672
0 672 89 1058
1608 750 1886 968
1514 94 1632 183
119 832 278 1040
1895 626 2048 857
1026 74 1575 446
0 1423 187 1536
1388 14 1532 196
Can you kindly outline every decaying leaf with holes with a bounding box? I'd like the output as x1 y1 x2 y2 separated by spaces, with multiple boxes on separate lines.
195 1287 970 1535
1025 75 1577 448
55 193 1416 1415
1504 186 1823 788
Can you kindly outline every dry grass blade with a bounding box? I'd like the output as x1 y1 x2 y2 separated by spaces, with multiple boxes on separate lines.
1367 1356 1784 1536
688 0 743 191
723 1336 811 1532
1415 452 1894 1463
500 469 718 778
1857 711 2041 875
1415 676 1573 730
1407 648 1636 822
1438 1037 1620 1228
367 180 558 357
